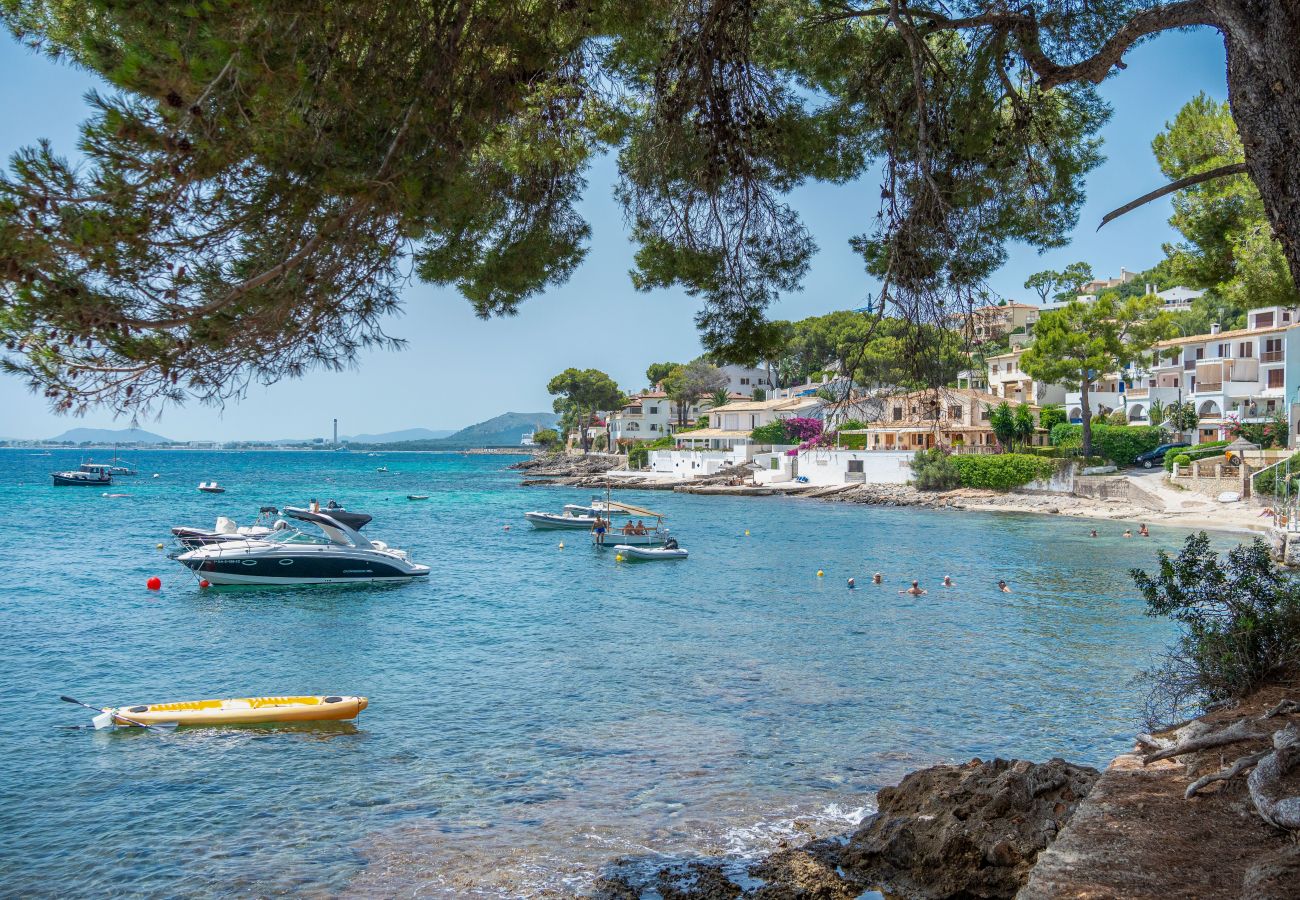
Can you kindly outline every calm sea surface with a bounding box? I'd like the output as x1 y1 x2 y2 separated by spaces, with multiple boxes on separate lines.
0 449 1238 896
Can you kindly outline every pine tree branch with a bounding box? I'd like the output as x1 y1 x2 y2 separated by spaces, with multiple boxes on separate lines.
1097 162 1249 230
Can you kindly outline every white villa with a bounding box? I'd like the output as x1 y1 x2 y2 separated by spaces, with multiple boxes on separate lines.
673 395 825 451
718 363 775 398
857 388 1047 452
1065 305 1300 445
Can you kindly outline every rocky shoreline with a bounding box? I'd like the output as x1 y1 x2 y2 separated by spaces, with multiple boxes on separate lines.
588 757 1100 899
581 671 1300 899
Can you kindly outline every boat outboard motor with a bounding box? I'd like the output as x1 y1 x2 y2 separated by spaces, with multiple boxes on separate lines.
665 537 679 550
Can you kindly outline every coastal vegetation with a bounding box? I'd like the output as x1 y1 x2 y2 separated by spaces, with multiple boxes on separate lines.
1023 261 1095 305
1132 533 1300 720
1165 439 1230 472
546 368 623 454
910 448 1057 491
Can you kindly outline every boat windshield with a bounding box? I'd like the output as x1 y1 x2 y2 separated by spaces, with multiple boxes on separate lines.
262 527 332 546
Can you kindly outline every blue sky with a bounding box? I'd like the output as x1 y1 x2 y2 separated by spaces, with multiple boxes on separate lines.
1 26 1229 441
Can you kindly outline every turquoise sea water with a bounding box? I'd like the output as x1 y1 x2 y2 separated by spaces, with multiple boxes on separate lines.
0 449 1237 896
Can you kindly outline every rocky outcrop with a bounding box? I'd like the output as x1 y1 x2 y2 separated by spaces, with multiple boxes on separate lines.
839 758 1099 900
588 758 1097 900
510 452 625 478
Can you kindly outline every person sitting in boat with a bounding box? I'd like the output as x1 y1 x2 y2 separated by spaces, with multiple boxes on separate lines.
634 519 648 535
621 519 635 535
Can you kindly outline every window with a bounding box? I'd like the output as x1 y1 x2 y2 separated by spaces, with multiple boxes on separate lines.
648 405 658 414
991 364 1000 374
770 458 780 470
740 377 750 385
893 407 903 421
1257 311 1275 327
981 407 991 421
1217 343 1229 358
1269 368 1285 389
1239 341 1254 357
948 405 963 420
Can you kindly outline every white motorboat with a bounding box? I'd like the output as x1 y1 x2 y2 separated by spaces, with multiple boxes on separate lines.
171 507 289 550
614 543 688 561
197 481 226 493
524 510 599 529
52 464 113 487
175 506 429 585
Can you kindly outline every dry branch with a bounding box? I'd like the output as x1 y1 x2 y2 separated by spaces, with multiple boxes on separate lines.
1184 750 1270 798
1143 718 1268 765
1262 699 1300 719
1247 724 1300 830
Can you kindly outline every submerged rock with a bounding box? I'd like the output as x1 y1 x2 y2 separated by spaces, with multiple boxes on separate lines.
839 757 1098 900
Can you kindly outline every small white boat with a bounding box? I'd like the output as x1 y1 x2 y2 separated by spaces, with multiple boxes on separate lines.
614 543 688 561
376 466 388 473
197 481 225 494
595 529 671 546
407 494 429 501
524 510 598 529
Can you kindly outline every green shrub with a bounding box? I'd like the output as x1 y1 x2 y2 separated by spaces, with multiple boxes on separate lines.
838 432 867 450
627 445 649 469
532 428 560 450
1172 453 1192 468
647 435 675 449
1049 424 1165 465
1131 533 1300 723
1106 409 1129 426
1252 451 1300 497
910 448 961 491
949 453 1057 489
750 421 788 444
1038 405 1067 433
1164 440 1229 472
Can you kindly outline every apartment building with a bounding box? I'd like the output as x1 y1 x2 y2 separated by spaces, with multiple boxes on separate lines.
984 349 1066 406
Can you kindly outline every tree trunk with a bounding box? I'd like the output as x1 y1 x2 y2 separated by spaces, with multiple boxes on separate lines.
1211 0 1300 286
1080 378 1093 458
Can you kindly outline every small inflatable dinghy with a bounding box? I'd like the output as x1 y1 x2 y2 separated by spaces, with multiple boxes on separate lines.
92 695 367 727
614 543 688 561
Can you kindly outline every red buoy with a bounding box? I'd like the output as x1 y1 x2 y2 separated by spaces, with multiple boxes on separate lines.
199 579 211 589
146 576 162 591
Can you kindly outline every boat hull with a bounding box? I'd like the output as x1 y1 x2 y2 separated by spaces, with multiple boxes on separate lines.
110 695 367 726
524 512 597 529
177 543 430 584
52 473 112 486
614 544 688 560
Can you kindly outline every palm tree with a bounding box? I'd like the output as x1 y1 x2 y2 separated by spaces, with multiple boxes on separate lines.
1147 398 1167 429
709 387 731 409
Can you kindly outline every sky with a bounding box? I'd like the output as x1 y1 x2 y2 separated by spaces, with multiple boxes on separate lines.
0 25 1230 441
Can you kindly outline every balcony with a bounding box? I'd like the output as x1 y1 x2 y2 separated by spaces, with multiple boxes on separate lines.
1262 350 1285 363
1197 382 1223 393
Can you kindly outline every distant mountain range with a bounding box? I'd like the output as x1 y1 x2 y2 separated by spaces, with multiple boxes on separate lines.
340 427 456 443
27 413 556 448
46 426 173 444
348 412 558 450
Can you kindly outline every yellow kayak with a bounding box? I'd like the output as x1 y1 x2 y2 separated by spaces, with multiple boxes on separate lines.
107 695 368 727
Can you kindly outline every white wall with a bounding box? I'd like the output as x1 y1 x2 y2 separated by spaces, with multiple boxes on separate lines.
795 448 915 485
647 449 740 477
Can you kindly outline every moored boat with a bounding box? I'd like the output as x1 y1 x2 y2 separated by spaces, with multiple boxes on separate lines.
102 695 368 727
52 464 113 486
197 481 226 493
407 494 429 500
524 510 599 529
175 506 429 585
614 543 688 560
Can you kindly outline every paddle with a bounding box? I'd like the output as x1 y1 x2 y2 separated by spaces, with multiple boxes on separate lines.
59 696 178 731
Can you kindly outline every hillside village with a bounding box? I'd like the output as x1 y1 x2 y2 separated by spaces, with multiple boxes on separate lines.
549 266 1300 518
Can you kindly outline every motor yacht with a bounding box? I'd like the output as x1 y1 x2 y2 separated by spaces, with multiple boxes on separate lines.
175 506 429 585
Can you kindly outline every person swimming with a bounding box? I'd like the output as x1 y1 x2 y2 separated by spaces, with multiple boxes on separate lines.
942 575 953 587
1089 529 1099 537
872 572 883 585
1138 523 1150 537
1122 529 1133 538
847 577 856 590
900 580 927 596
997 579 1012 593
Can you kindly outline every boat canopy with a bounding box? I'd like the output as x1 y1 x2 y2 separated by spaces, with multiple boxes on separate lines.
285 507 372 532
602 499 664 519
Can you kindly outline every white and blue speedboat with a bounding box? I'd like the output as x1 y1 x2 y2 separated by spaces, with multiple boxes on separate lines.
175 507 429 585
